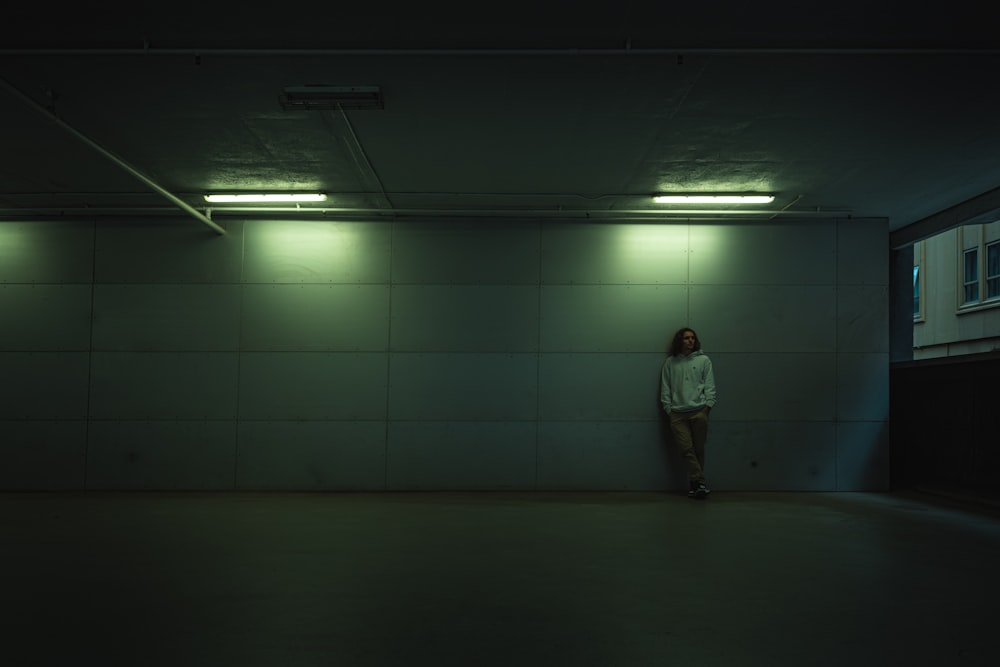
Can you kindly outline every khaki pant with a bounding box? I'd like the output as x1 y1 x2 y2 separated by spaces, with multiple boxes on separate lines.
669 407 710 484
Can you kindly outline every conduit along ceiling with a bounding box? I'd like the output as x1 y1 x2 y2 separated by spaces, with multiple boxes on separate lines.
1 1 999 243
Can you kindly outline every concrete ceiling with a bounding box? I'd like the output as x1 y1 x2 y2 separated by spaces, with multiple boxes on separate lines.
2 1 999 243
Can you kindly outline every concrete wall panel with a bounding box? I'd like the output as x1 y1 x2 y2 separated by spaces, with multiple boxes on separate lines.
239 352 387 420
388 353 537 421
838 285 890 354
392 221 539 285
0 221 94 283
241 284 390 351
386 421 536 489
711 352 837 422
0 284 93 350
95 220 243 284
540 223 689 285
540 285 687 352
237 421 386 490
87 420 237 489
0 421 87 489
836 353 890 421
92 284 241 351
709 420 837 490
391 285 539 352
89 352 239 419
836 420 890 491
690 285 837 353
243 220 391 284
0 352 90 419
538 353 663 420
838 219 889 285
689 221 837 285
536 420 674 490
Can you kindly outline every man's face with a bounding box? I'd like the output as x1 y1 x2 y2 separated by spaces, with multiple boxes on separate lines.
682 332 696 353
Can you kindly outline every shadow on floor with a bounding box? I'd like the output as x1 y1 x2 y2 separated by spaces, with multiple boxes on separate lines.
3 490 998 667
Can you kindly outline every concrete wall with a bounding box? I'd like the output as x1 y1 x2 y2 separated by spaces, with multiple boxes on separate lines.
0 216 889 491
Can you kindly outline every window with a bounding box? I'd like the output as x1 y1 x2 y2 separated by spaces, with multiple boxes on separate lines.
958 223 1000 309
988 241 1000 300
963 248 979 304
912 239 925 322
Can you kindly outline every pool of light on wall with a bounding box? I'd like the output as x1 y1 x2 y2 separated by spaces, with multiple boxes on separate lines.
0 222 32 247
0 222 38 277
613 224 691 283
249 220 361 282
614 223 731 284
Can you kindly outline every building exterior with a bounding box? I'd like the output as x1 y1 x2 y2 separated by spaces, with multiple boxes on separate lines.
913 219 1000 359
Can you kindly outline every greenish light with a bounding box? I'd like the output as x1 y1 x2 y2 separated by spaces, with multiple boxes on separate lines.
653 195 775 205
204 193 328 203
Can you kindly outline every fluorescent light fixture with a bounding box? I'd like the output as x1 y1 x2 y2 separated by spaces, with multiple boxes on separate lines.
653 194 775 204
203 193 328 203
279 85 383 111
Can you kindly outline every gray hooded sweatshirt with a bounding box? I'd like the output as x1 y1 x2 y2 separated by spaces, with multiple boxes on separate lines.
660 350 717 414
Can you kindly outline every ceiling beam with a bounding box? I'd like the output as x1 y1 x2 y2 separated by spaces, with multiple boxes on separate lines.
891 185 1000 248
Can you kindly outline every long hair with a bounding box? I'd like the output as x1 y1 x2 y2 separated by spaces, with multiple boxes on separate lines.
668 327 701 356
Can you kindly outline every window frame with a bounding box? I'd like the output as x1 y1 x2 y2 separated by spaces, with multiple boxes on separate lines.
913 240 925 322
957 223 1000 313
987 240 1000 301
962 247 979 305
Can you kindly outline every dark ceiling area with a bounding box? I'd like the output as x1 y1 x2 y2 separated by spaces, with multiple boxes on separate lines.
2 1 999 241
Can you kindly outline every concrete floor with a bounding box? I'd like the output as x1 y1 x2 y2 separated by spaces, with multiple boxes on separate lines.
3 490 999 667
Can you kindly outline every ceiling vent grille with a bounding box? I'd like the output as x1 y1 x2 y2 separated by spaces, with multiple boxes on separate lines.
279 85 383 111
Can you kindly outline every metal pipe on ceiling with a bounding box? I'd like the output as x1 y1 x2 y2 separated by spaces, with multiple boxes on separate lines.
0 75 226 235
0 206 855 221
2 48 1000 57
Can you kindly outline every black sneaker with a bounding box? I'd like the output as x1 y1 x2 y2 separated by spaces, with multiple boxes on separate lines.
693 482 710 499
687 482 699 498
